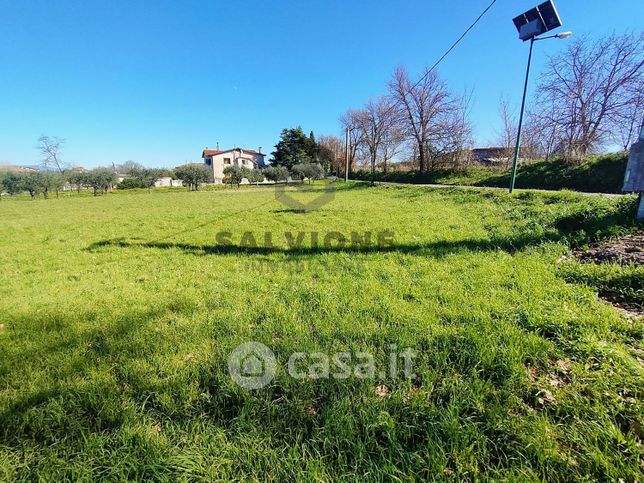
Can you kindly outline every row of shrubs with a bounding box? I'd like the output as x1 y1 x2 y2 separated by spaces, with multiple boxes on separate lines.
0 161 329 199
0 168 120 199
222 163 325 187
147 162 325 191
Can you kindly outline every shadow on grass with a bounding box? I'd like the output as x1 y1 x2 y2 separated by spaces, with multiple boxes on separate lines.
0 304 170 440
86 233 558 259
270 209 310 214
85 196 640 258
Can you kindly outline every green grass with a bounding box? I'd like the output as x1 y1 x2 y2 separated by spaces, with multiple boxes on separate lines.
0 183 642 480
353 153 629 194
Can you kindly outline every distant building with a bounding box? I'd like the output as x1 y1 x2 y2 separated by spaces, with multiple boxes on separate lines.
202 145 266 183
469 147 508 166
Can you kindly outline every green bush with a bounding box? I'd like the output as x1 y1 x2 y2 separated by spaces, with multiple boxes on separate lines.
117 178 149 190
263 166 289 182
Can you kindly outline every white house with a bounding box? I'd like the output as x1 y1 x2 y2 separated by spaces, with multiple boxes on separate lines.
202 145 267 183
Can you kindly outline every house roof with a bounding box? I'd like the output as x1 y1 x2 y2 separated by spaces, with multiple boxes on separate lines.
202 148 266 157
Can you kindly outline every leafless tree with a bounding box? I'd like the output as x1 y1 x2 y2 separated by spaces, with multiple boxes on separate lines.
525 98 564 162
353 96 401 181
37 135 66 173
317 134 346 175
519 114 545 161
388 65 458 173
496 96 517 167
439 91 474 169
339 110 364 174
496 96 542 164
613 80 644 151
535 32 643 162
377 122 406 173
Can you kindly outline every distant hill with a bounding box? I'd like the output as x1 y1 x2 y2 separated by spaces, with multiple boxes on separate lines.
0 164 72 173
0 165 40 173
21 164 60 172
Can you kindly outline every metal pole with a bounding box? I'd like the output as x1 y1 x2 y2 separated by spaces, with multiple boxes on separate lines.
344 127 349 182
509 36 535 193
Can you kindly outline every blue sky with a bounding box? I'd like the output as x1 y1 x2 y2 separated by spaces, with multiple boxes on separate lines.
0 0 641 168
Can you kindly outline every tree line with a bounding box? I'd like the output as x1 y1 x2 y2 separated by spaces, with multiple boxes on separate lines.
222 162 324 188
0 161 178 199
0 157 326 199
314 31 643 176
0 169 118 199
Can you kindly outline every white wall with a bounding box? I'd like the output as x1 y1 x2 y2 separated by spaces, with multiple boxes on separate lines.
154 177 183 187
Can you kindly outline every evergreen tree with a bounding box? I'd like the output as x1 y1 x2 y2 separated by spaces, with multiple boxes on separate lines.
270 127 312 170
306 131 319 162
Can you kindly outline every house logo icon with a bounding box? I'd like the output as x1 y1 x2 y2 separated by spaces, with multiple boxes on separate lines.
228 342 277 389
274 181 335 213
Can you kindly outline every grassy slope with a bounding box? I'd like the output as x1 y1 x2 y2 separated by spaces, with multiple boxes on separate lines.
353 153 629 194
0 184 642 480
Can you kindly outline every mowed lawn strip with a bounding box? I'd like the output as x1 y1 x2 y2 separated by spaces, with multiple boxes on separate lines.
0 183 642 480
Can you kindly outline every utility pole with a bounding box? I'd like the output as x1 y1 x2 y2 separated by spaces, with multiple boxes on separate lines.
509 1 570 193
344 127 349 182
508 36 534 193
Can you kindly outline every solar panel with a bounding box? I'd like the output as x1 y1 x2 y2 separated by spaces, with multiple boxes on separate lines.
538 1 562 31
512 0 563 41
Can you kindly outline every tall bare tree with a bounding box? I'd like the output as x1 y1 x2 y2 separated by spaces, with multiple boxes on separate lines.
388 65 457 173
377 123 406 173
613 80 644 151
535 32 643 162
353 97 400 182
496 96 517 167
37 135 66 173
525 98 563 162
440 91 474 169
339 110 364 175
317 134 346 175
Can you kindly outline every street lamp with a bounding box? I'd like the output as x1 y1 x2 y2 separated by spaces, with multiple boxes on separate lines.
508 1 571 193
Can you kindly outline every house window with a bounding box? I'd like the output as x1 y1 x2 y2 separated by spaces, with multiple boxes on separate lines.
242 159 248 165
224 158 231 165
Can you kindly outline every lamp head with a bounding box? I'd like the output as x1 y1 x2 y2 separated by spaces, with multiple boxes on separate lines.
556 31 572 39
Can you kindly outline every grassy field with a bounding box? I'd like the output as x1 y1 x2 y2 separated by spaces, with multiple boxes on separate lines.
0 183 642 480
353 153 629 194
